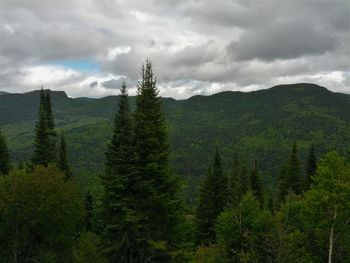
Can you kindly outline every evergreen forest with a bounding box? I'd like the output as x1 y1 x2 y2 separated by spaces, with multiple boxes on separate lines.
0 60 350 262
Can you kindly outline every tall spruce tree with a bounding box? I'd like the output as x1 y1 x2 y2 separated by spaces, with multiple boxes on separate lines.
32 88 57 167
277 164 288 205
102 81 138 262
285 143 302 195
85 191 94 232
57 134 71 179
250 159 264 207
133 60 184 261
305 144 317 191
0 129 11 175
227 153 249 208
195 146 227 244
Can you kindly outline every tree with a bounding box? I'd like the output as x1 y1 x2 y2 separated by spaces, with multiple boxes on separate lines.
0 166 84 262
216 192 275 262
85 192 94 232
0 128 11 175
304 144 317 191
195 146 227 244
44 90 56 135
133 60 185 261
250 159 264 207
32 88 57 167
303 152 350 262
73 232 106 263
57 134 71 179
102 81 139 262
227 153 249 208
285 143 302 195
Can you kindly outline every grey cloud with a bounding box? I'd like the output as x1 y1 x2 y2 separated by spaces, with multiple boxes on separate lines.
90 81 98 87
102 78 124 89
228 21 338 61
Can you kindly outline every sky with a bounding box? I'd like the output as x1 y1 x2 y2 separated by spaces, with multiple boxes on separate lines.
0 0 349 99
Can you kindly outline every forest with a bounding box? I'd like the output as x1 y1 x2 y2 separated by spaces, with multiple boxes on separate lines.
0 60 350 263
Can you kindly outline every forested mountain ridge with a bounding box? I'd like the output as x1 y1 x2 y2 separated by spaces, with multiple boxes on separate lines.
1 83 350 191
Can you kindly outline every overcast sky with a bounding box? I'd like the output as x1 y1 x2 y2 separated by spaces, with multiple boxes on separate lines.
0 0 349 98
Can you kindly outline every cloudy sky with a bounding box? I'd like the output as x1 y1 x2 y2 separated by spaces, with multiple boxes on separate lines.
0 0 349 98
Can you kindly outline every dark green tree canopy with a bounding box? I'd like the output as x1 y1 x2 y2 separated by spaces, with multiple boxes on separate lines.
102 81 139 262
32 88 57 167
195 146 227 244
304 144 317 191
0 129 11 175
57 134 71 179
286 143 302 195
250 159 264 207
132 60 185 261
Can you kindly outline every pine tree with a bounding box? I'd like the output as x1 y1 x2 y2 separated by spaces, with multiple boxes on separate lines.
227 152 241 206
284 143 302 195
0 129 11 175
85 192 94 232
277 164 288 205
44 90 56 136
32 88 57 167
250 159 264 207
57 134 71 179
227 153 249 207
102 81 138 262
44 90 57 160
133 60 184 261
195 146 227 244
305 144 317 191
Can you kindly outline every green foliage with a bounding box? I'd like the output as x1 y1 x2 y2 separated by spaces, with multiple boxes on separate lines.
304 144 317 191
191 244 224 263
31 89 57 167
195 146 227 244
73 232 106 263
280 152 350 262
102 82 140 262
85 192 94 232
250 159 264 207
57 133 71 179
0 166 84 262
132 60 185 261
0 128 11 175
227 153 249 207
216 192 275 262
304 151 350 262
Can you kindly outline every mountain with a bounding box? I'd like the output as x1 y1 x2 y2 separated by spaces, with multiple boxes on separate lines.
1 83 350 200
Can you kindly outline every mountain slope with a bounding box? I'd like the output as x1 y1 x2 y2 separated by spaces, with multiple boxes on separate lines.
1 83 350 197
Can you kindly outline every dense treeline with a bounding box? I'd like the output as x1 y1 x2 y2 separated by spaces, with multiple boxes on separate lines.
0 61 349 262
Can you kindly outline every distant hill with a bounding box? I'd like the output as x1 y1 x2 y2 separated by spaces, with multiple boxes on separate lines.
1 83 350 200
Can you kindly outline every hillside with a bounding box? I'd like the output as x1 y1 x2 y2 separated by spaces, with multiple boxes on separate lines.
1 83 350 197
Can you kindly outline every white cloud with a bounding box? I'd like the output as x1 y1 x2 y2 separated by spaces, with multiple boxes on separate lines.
107 46 132 60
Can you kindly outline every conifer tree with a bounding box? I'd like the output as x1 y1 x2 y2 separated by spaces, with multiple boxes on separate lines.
195 146 227 244
57 134 71 179
0 129 11 175
227 152 241 206
102 81 138 262
277 164 288 205
305 144 317 191
227 153 249 207
133 60 184 261
250 159 264 207
32 88 57 167
44 90 56 136
285 143 302 195
85 191 94 232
